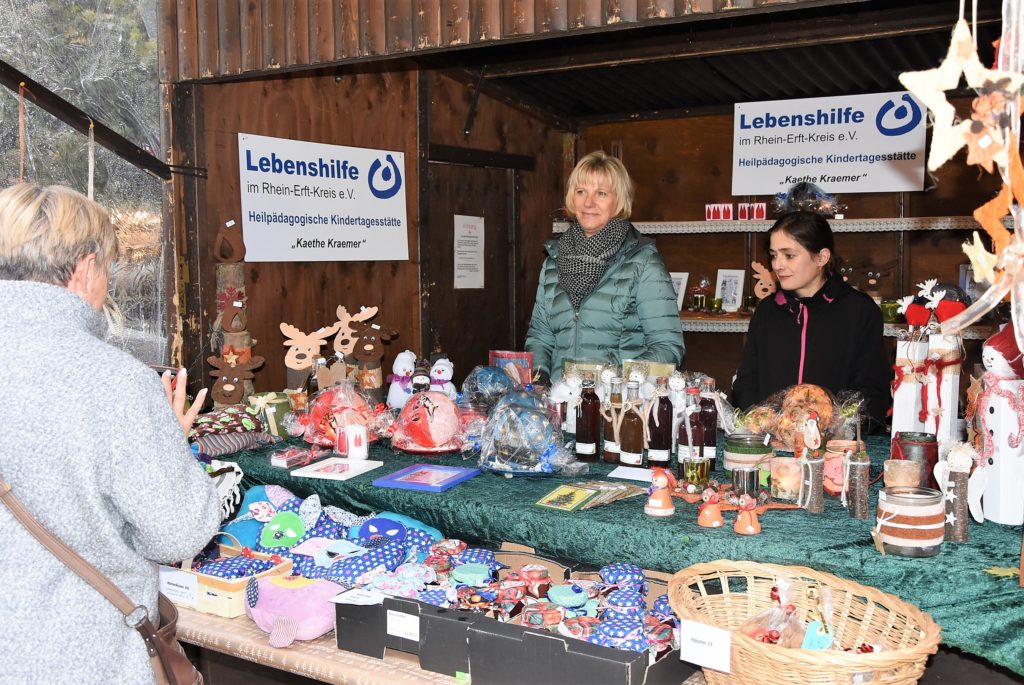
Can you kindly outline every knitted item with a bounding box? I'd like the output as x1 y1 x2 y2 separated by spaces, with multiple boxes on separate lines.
556 218 630 310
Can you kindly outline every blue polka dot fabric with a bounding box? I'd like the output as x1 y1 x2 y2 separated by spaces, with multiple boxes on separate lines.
417 588 451 607
451 548 507 572
599 563 648 595
587 617 650 652
326 539 406 585
651 594 676 622
197 555 275 579
245 577 259 608
255 497 346 555
405 527 435 555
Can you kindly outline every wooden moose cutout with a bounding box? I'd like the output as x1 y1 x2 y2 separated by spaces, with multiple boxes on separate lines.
280 322 340 390
751 261 777 300
208 355 265 405
350 317 397 403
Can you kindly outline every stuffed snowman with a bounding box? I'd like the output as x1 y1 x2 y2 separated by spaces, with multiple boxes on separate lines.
668 372 687 451
430 357 458 401
974 323 1024 525
386 350 417 410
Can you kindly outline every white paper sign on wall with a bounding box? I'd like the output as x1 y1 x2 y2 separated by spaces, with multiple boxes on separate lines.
237 133 409 262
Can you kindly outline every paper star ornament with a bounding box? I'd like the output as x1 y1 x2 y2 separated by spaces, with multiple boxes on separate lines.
898 18 1024 172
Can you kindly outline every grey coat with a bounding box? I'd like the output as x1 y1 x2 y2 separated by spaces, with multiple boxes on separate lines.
525 226 685 379
0 281 221 685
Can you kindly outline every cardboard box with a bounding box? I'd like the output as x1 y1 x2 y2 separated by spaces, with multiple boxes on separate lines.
335 543 696 684
334 544 572 678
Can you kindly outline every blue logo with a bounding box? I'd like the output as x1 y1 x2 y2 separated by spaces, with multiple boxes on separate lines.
368 154 402 199
875 95 922 136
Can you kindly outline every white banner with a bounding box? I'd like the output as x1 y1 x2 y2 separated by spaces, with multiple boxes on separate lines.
732 91 926 195
237 133 409 261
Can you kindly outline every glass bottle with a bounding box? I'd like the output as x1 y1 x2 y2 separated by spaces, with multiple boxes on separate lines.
699 377 719 466
305 354 325 396
676 386 704 480
647 377 673 469
575 378 601 462
619 381 646 467
603 377 623 464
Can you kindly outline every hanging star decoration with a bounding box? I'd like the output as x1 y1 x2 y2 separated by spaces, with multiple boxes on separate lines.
898 18 1024 173
945 511 957 526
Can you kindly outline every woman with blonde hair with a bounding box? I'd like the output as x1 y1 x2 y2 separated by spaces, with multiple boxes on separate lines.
525 151 684 383
0 183 220 684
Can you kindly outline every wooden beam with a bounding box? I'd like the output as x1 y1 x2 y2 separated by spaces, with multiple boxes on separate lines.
0 59 171 180
427 143 535 170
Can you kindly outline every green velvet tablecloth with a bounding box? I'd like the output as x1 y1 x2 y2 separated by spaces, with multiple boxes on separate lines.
221 435 1024 675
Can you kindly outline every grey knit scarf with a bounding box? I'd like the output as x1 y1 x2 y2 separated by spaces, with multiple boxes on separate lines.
556 217 630 310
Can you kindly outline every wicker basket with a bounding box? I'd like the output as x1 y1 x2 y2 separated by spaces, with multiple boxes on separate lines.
668 560 941 685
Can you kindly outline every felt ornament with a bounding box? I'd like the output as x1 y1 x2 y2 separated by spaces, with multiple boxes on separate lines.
898 17 1024 172
213 220 246 263
750 261 777 300
208 354 265 405
280 322 340 389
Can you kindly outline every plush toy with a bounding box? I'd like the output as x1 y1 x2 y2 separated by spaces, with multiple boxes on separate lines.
245 575 344 647
430 356 458 400
386 349 417 410
974 322 1024 525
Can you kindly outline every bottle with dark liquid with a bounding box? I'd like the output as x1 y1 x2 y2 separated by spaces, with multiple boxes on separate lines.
647 377 673 469
305 354 325 396
575 377 601 462
699 377 719 467
619 381 646 467
603 376 623 464
676 386 705 480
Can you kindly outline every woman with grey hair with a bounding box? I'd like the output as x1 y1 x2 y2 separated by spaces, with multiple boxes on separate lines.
0 182 221 684
525 151 684 383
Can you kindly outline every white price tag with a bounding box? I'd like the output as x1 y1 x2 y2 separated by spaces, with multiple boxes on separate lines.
386 609 420 642
329 588 386 605
158 566 197 606
679 619 732 673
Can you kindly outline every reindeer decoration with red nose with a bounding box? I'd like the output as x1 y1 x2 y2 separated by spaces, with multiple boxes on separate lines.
280 322 340 390
208 355 265 406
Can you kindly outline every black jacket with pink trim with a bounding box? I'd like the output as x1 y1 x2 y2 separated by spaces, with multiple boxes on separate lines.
731 274 891 430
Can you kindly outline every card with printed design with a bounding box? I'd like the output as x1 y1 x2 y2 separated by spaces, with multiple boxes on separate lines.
291 458 384 481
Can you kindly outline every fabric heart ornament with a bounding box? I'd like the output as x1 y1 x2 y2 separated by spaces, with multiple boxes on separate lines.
903 303 932 326
935 299 967 322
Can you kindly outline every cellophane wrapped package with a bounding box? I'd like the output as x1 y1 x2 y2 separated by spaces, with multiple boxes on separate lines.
391 391 465 452
461 365 517 410
478 403 587 477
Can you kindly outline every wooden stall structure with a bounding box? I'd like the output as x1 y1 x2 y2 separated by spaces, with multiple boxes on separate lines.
159 0 1005 394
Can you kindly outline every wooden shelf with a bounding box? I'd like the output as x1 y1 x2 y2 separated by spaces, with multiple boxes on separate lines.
554 216 995 234
681 316 994 340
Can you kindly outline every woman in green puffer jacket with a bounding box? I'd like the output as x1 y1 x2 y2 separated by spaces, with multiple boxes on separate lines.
525 151 685 381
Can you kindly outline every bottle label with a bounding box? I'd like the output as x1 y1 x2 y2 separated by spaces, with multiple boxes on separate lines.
677 445 698 461
604 440 620 452
648 449 670 462
576 442 596 455
620 450 643 466
702 446 716 459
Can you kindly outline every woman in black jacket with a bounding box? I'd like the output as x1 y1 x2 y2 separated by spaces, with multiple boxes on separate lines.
732 211 891 430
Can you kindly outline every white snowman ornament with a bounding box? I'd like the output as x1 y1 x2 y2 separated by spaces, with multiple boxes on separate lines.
974 322 1024 525
386 350 417 410
550 372 584 434
430 357 458 401
668 372 687 451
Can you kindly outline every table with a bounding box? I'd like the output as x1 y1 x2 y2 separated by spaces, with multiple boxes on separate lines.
221 435 1024 676
176 606 456 684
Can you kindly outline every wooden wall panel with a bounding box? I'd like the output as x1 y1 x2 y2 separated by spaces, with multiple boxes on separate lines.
568 0 601 28
359 0 386 54
504 0 535 34
239 0 262 73
443 0 472 45
217 0 242 75
386 0 415 53
537 0 568 32
414 0 443 48
196 1 219 78
311 0 337 63
471 0 503 41
261 1 286 68
641 0 675 19
194 69 420 393
428 71 564 345
335 0 360 58
605 0 637 24
159 0 179 83
285 0 311 67
174 0 199 81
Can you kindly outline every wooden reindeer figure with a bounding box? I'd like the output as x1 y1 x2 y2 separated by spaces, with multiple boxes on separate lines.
350 317 398 404
280 322 340 390
750 261 777 301
208 355 265 406
332 305 379 377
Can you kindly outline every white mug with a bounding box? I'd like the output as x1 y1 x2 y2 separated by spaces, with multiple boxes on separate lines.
344 424 369 460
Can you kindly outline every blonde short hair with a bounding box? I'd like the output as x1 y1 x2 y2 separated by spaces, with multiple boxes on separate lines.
0 183 118 285
564 150 635 220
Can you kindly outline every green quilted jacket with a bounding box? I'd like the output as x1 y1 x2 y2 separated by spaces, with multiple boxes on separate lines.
525 226 685 379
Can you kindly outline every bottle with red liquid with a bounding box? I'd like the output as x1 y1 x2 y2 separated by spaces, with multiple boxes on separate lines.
647 377 673 469
574 377 601 462
602 376 623 464
699 377 719 468
676 386 705 480
619 381 646 467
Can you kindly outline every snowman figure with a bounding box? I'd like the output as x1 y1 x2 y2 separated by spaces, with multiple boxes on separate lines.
974 323 1024 525
386 350 417 410
550 373 583 434
598 367 616 403
668 372 687 451
627 366 657 402
430 357 459 401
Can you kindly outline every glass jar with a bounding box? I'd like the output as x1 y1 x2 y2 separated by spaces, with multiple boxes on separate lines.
723 433 771 486
875 487 945 557
770 450 800 502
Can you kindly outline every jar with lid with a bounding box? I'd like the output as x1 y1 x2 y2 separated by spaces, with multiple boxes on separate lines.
723 433 771 487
